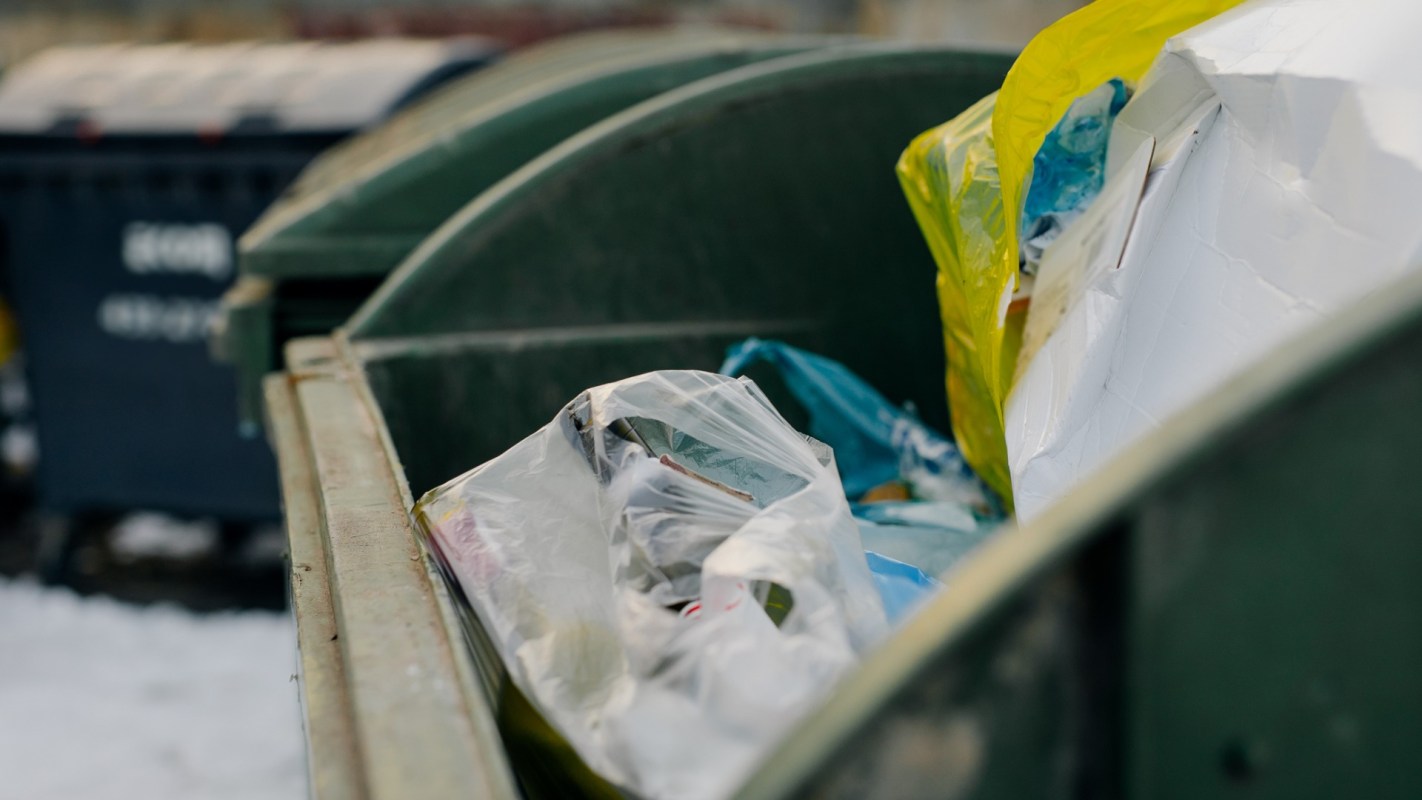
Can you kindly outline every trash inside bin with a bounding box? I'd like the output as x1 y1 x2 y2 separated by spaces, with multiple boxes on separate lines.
416 370 890 800
718 337 1004 591
1004 0 1422 519
901 0 1422 521
897 0 1247 509
0 39 496 519
218 30 831 425
261 44 1014 800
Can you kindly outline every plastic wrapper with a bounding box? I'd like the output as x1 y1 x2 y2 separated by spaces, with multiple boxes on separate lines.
853 501 994 579
897 93 1017 507
897 0 1245 512
1019 78 1129 273
415 370 888 800
719 338 1003 618
719 337 994 511
864 551 941 624
1006 0 1422 518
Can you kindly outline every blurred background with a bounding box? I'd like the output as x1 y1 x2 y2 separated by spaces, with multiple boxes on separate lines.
0 0 1081 63
0 3 1080 799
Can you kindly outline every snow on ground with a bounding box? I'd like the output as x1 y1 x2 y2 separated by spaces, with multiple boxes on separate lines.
109 513 221 562
0 576 306 800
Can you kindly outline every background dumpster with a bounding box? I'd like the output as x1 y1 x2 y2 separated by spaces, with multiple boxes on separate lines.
0 39 496 522
262 43 1015 799
217 29 836 425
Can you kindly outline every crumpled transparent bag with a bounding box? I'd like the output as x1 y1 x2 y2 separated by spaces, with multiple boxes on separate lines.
897 0 1245 513
415 370 888 800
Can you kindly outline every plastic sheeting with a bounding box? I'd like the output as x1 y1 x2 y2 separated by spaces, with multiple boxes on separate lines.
415 371 887 800
897 0 1246 511
719 337 994 511
1008 0 1422 518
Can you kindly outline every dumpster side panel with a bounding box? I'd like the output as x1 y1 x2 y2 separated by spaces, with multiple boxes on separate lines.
264 373 366 800
1128 310 1422 799
0 149 304 518
269 49 824 246
285 347 518 800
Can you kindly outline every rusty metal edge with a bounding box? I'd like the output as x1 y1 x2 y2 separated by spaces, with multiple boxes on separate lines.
276 335 520 800
332 327 518 761
263 371 368 800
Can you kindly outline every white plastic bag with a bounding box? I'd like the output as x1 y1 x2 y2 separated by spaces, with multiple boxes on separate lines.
416 370 888 800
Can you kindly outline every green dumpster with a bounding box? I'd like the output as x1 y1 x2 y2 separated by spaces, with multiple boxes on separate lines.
263 39 1422 800
217 29 835 424
263 43 1013 799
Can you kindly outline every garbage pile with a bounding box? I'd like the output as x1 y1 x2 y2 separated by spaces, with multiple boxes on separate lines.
417 370 898 800
414 0 1422 795
902 0 1422 519
719 338 1004 618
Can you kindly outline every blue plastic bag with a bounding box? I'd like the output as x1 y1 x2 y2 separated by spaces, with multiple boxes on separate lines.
864 550 941 623
720 339 1006 621
1019 78 1130 273
856 504 994 577
719 338 997 512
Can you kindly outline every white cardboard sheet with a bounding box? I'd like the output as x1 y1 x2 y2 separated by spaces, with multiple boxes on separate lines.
1006 0 1422 520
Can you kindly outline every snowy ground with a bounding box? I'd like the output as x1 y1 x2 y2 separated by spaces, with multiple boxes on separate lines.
0 576 307 800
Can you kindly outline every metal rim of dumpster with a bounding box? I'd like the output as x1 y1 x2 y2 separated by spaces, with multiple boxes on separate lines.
735 271 1422 797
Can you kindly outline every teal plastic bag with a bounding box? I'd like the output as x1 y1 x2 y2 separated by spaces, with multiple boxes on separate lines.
719 338 997 513
1019 78 1129 273
721 339 1005 621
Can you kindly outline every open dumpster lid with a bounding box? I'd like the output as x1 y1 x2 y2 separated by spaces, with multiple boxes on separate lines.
0 38 500 136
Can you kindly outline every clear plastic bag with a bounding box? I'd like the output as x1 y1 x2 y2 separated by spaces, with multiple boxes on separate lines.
415 370 888 800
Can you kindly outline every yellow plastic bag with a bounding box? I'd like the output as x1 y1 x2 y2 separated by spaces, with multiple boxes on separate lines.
0 297 17 367
898 0 1245 512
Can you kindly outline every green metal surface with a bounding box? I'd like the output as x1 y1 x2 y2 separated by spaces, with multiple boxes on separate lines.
221 29 831 423
263 372 365 800
265 345 521 800
349 44 1016 497
240 30 826 280
736 269 1422 800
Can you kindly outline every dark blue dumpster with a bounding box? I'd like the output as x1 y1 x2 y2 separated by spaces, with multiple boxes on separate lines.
0 40 498 521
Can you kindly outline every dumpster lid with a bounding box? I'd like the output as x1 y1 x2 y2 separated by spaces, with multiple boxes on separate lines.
237 29 814 278
0 38 500 136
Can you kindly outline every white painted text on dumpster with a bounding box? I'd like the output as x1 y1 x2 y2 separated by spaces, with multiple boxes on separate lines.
122 222 232 281
97 293 221 344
